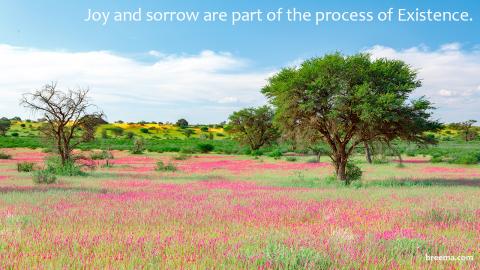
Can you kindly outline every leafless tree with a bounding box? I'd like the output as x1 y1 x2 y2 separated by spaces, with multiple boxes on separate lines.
21 82 104 165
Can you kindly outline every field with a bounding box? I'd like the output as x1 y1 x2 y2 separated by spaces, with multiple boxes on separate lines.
0 148 478 269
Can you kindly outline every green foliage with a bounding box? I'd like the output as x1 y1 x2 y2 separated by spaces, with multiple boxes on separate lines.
181 129 195 138
0 117 11 136
285 156 297 162
0 151 11 159
228 106 279 150
11 132 19 137
262 53 440 181
140 128 149 134
33 170 57 184
131 138 145 154
172 153 190 160
90 150 114 160
449 151 480 165
125 131 135 139
45 156 85 176
430 153 443 163
345 162 362 183
155 161 177 172
200 126 209 132
17 162 35 172
176 118 189 128
268 149 283 159
197 143 214 153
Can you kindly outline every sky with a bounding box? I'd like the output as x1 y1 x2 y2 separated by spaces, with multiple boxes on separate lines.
0 0 479 123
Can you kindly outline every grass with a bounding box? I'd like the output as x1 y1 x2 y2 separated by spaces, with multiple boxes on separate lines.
0 148 478 268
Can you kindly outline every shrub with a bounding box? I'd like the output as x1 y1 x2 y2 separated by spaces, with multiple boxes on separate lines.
173 153 190 160
17 162 35 172
140 128 149 134
131 138 145 154
180 147 196 154
251 149 263 156
155 161 177 172
33 170 57 184
200 126 209 132
216 133 225 137
449 152 479 165
0 151 11 159
197 143 214 153
268 149 283 159
346 162 362 183
20 123 26 128
430 153 443 163
45 157 85 176
90 150 114 160
285 156 297 162
11 132 19 137
125 131 135 139
101 129 108 139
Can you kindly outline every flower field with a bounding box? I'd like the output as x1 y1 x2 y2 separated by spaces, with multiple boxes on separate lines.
0 148 478 269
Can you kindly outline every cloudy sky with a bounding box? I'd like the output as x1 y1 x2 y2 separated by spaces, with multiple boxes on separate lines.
0 1 479 123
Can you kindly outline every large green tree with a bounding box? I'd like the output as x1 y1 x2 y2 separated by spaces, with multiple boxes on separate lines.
262 53 440 184
228 106 279 150
0 117 11 136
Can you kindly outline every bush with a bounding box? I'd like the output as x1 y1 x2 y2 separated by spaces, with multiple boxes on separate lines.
251 149 263 156
11 132 19 137
45 157 85 176
430 153 443 163
180 147 196 154
125 131 135 139
197 143 214 153
216 133 225 137
0 151 11 159
140 128 149 134
200 126 209 132
33 170 57 184
131 138 145 154
285 156 297 162
17 162 35 172
346 162 362 183
268 149 283 159
449 152 479 165
155 161 177 172
90 150 114 160
173 153 190 160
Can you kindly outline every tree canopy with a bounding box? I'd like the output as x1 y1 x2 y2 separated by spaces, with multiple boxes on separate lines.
262 53 440 184
227 106 279 150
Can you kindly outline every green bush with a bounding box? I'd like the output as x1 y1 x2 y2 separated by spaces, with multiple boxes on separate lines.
125 131 135 139
90 150 114 160
268 149 283 159
33 170 57 184
430 153 443 163
197 143 214 153
200 126 209 132
173 153 190 160
285 156 297 162
45 156 85 176
17 162 35 172
250 149 263 156
11 132 19 137
131 138 145 154
155 161 177 172
449 152 479 165
140 128 149 134
0 151 11 159
346 162 362 183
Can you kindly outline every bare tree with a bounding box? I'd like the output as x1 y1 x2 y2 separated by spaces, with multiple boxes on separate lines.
21 82 104 165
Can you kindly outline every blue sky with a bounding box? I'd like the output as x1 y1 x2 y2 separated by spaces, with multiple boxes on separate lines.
0 0 479 123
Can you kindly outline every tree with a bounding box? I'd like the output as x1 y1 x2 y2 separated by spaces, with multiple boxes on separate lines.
182 129 195 138
262 53 440 184
21 82 104 165
176 118 189 128
0 117 11 136
453 120 477 142
227 106 279 150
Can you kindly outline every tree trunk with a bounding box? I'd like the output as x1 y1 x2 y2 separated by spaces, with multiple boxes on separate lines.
364 142 372 164
337 159 347 183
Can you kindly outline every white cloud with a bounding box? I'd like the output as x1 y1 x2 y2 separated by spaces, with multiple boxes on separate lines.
0 44 272 123
438 89 456 97
366 44 480 122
